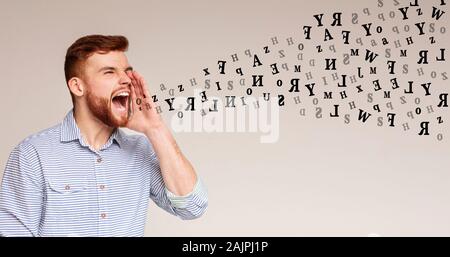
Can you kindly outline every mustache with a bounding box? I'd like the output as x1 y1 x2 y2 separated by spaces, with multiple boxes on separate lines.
111 85 131 98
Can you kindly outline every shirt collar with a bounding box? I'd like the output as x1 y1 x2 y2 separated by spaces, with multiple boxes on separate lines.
60 109 124 148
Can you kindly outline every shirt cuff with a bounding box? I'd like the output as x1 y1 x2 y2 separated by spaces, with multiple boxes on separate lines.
165 177 206 209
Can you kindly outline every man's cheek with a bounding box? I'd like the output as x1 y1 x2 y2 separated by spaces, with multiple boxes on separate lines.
94 86 113 99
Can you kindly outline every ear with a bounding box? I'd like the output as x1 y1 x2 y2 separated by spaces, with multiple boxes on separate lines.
68 77 85 97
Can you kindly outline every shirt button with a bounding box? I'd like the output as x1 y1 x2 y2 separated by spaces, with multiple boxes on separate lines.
97 157 102 163
101 213 107 219
65 185 71 190
99 185 105 190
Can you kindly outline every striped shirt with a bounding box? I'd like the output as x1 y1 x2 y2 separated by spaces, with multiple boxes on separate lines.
0 109 208 237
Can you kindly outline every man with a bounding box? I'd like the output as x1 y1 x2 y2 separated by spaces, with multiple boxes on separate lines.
0 35 208 236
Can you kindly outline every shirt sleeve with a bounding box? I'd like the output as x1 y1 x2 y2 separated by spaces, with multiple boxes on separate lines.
165 177 207 209
146 143 208 220
0 143 44 237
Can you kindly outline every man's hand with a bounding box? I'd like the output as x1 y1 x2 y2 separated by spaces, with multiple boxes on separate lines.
125 70 197 196
125 70 163 134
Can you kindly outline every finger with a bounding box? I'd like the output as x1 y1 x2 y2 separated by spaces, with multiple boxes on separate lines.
135 88 144 112
133 71 150 99
129 81 137 118
129 72 146 112
126 70 136 86
134 72 156 111
126 70 133 79
127 71 141 99
130 71 144 98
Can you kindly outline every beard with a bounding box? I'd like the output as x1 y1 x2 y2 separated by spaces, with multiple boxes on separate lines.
85 89 129 128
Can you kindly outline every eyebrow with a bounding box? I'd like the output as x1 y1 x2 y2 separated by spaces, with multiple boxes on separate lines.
98 66 134 72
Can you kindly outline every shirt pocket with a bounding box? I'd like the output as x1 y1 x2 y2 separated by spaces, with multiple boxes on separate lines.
46 177 90 222
48 179 88 193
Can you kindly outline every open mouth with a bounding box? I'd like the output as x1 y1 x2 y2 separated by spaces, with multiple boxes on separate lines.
111 91 130 114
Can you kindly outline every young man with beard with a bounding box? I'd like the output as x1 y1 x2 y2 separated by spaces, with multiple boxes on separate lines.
0 35 208 236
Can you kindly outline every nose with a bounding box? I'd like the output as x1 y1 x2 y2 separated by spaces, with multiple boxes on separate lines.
119 70 131 85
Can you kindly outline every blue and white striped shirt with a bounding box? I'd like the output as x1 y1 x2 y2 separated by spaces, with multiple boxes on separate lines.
0 109 208 237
